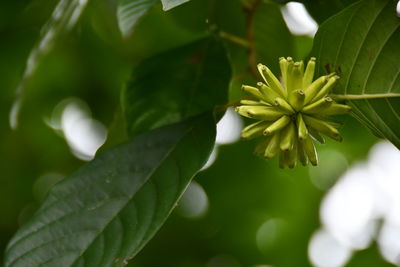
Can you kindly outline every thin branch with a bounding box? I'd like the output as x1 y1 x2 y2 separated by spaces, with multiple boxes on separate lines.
243 0 261 79
219 31 250 48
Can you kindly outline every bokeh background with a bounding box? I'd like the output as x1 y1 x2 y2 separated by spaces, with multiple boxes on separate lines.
1 0 400 266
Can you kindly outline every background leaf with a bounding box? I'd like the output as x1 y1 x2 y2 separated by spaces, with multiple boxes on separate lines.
252 1 294 74
4 114 215 267
311 0 400 148
161 0 190 11
9 0 89 129
123 36 231 137
117 0 159 38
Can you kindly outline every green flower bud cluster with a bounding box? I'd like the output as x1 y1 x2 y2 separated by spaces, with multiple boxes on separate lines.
236 57 351 168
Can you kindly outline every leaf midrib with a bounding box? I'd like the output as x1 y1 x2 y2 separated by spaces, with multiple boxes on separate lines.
68 125 194 266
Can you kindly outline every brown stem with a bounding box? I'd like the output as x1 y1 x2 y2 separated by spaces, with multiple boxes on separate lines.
243 0 261 79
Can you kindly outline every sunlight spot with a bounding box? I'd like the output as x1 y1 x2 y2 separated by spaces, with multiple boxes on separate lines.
396 1 400 17
9 99 22 129
256 218 285 253
308 229 352 267
378 222 400 264
176 181 209 219
309 150 348 190
314 141 400 265
281 2 318 37
321 163 376 249
216 107 243 145
368 142 400 224
200 146 218 171
206 254 241 267
46 98 107 161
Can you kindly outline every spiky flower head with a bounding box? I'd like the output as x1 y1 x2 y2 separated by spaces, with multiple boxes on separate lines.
236 57 351 168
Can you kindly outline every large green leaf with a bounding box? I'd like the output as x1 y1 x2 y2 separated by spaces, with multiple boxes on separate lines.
123 37 231 137
4 114 215 267
311 0 400 148
252 2 294 74
117 0 159 38
9 0 89 129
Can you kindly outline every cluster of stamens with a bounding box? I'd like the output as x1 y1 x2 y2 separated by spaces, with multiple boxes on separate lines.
236 57 351 168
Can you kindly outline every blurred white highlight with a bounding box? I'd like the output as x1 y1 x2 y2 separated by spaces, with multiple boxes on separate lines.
256 218 285 253
206 254 241 267
201 108 243 171
47 98 107 161
308 229 352 267
281 2 318 37
177 181 209 219
321 164 376 249
201 146 218 171
397 1 400 17
309 141 400 266
216 107 243 145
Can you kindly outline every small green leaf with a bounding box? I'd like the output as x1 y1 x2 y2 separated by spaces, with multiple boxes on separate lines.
311 0 400 148
123 37 232 137
10 0 89 129
253 2 294 73
117 0 159 38
4 114 215 267
161 0 190 11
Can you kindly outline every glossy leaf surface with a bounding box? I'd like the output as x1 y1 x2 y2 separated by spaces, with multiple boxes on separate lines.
311 0 400 148
4 114 215 267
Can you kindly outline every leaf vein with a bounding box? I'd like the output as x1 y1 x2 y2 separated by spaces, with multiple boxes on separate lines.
362 24 400 94
343 1 388 95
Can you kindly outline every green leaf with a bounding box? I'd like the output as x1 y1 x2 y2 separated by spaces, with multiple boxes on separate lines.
4 114 215 267
252 2 294 73
161 0 190 11
123 37 232 137
311 0 400 148
117 0 159 38
300 0 359 24
9 0 89 129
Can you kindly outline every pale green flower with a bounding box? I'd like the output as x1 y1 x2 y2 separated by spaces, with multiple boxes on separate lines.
236 57 351 168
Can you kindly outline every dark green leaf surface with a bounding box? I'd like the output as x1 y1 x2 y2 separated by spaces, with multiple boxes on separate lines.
123 37 231 137
253 2 294 73
117 0 159 38
4 114 215 267
311 0 400 148
161 0 190 11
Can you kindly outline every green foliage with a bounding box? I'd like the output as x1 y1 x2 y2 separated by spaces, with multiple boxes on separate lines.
1 0 398 266
311 0 400 148
117 0 159 38
253 2 294 73
123 37 231 137
5 114 215 267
